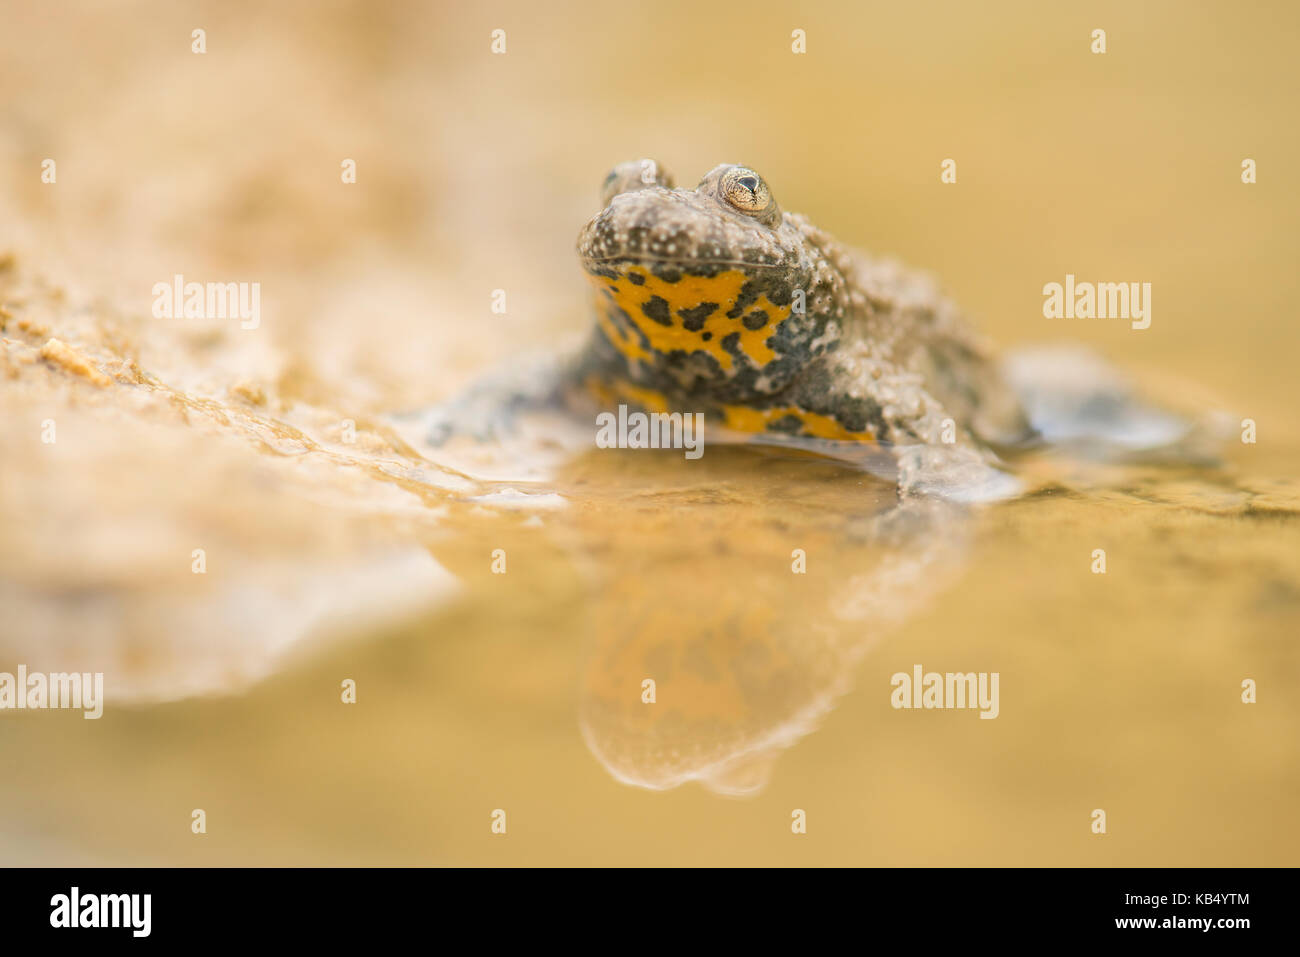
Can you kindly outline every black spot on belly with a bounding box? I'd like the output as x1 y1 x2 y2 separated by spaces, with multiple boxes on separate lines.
678 302 718 331
766 414 804 435
701 332 713 341
626 272 645 286
829 394 886 437
742 309 768 331
641 296 672 326
726 275 796 319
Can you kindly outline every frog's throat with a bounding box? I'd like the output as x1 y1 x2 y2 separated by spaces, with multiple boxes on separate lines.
584 263 791 374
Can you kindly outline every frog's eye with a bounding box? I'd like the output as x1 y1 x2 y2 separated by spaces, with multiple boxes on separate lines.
601 159 674 206
718 167 779 225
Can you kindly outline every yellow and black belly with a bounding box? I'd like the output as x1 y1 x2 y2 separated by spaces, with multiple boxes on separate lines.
590 263 787 375
576 260 880 445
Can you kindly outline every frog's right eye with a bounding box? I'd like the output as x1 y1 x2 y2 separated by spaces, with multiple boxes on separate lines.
600 159 674 206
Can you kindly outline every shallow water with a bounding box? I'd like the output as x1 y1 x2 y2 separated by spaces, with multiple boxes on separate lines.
3 326 1296 865
1 0 1298 865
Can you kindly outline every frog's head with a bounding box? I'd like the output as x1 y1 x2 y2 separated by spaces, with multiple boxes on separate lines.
577 160 849 401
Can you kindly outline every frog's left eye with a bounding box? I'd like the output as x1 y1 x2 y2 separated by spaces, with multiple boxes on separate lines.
718 167 780 225
601 159 674 206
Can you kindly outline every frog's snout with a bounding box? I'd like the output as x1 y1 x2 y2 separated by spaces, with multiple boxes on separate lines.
577 188 697 269
577 187 792 272
580 159 681 266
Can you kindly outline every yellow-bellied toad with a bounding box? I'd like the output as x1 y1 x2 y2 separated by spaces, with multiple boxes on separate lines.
572 160 1032 491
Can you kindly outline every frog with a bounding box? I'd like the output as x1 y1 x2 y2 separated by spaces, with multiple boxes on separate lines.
565 159 1039 496
424 159 1201 498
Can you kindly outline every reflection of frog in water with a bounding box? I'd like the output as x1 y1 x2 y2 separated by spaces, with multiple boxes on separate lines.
572 160 1031 495
563 444 966 796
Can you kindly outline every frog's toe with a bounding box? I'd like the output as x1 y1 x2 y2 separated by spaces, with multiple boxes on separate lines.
896 444 1022 502
422 395 517 446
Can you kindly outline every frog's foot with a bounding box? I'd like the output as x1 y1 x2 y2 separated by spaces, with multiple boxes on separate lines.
419 351 568 446
1003 345 1231 462
893 443 1022 502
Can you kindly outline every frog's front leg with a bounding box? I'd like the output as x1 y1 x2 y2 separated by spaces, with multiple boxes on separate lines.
782 352 1020 501
421 351 570 446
